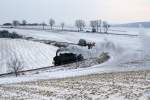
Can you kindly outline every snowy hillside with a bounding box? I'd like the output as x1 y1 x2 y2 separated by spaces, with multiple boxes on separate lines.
1 27 142 59
0 27 142 43
0 28 141 59
0 38 57 74
0 27 150 78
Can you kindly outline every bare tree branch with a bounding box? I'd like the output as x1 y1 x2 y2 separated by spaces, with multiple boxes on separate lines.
7 52 24 77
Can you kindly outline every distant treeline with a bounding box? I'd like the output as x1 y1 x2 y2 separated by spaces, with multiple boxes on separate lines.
2 19 110 33
3 22 42 26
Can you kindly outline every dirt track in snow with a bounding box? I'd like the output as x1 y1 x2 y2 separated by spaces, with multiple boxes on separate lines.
0 70 150 100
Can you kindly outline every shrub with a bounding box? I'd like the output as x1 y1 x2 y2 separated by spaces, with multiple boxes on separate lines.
3 23 12 26
78 39 87 46
92 28 96 32
96 52 110 64
0 30 23 39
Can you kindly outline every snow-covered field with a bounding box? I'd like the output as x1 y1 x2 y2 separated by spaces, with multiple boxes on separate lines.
0 27 150 82
0 27 150 99
1 70 150 100
0 38 57 74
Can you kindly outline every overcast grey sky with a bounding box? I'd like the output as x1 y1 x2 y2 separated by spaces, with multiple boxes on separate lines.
0 0 150 25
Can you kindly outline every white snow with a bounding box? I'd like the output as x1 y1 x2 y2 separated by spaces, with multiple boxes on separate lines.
0 38 57 74
0 27 150 84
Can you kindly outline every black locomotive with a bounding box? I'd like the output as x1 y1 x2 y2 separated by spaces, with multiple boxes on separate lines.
53 53 84 66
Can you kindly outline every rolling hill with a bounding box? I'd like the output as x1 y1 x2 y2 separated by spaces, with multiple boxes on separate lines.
112 22 150 28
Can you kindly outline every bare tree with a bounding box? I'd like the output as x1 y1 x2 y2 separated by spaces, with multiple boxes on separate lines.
49 18 55 30
90 20 97 32
12 20 20 27
97 20 102 32
90 20 102 32
75 20 85 32
7 55 24 77
60 22 65 31
103 21 110 33
22 20 27 26
41 22 46 30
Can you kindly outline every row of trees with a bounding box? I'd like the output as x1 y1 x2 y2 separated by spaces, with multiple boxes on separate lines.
3 19 110 33
3 19 63 30
75 19 110 33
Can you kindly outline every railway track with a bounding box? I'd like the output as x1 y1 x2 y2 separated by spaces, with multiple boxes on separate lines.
0 58 97 78
0 65 55 78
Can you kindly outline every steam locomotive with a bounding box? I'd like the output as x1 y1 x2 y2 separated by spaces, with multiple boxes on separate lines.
53 50 84 66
